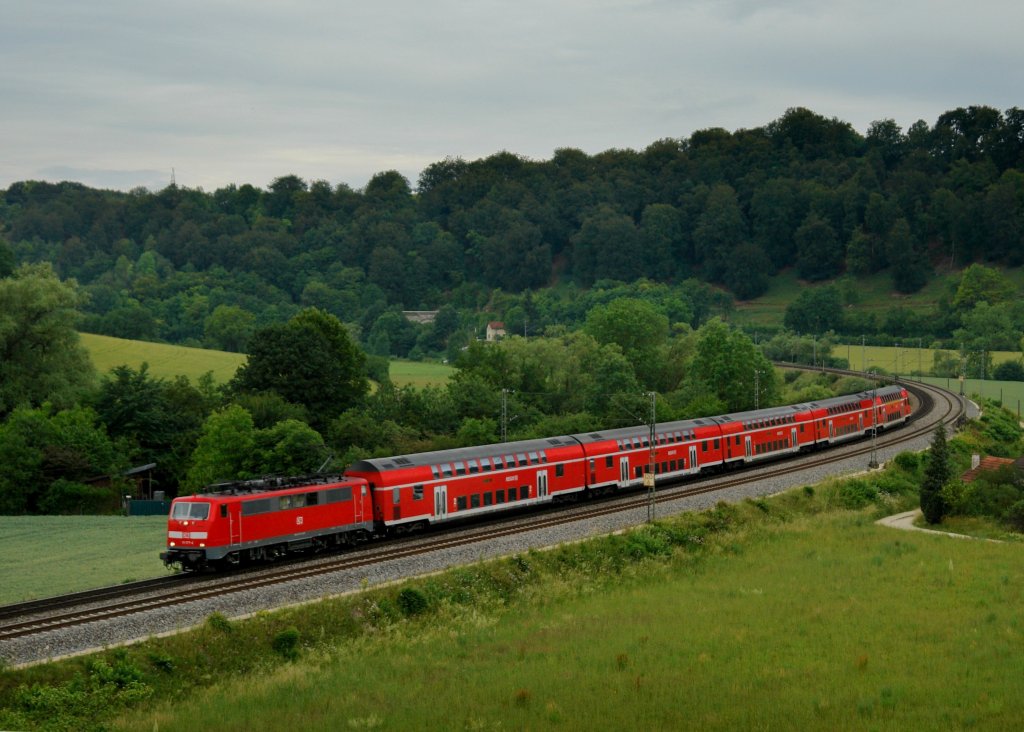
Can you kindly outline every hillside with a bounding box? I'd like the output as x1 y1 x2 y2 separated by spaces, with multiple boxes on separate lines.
3 105 1022 362
80 333 245 383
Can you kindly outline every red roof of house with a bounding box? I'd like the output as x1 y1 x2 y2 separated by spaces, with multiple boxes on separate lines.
960 456 1016 483
488 321 505 329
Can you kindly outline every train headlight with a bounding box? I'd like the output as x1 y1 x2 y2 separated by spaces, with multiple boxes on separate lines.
199 543 205 547
169 542 176 547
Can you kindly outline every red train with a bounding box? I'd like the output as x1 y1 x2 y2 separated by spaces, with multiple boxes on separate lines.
161 385 910 570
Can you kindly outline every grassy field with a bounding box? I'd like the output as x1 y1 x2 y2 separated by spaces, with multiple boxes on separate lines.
112 509 1024 731
80 334 454 388
0 516 170 604
80 333 245 383
733 268 962 329
388 358 455 388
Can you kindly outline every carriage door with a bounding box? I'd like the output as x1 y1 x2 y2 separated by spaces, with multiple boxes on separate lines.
790 427 798 451
689 446 699 474
537 470 549 499
744 436 752 460
828 420 835 441
434 485 448 521
619 457 630 488
858 414 864 434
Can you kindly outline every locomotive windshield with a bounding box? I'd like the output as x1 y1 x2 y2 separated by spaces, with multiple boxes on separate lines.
171 502 211 520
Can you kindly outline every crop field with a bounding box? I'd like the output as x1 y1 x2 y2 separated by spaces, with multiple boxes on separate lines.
0 516 170 605
80 333 245 383
116 509 1024 731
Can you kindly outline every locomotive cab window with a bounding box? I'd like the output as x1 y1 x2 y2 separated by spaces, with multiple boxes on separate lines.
556 464 564 477
172 502 210 521
605 456 614 468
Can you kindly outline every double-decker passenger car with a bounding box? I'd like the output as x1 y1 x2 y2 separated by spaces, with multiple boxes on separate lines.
162 384 911 570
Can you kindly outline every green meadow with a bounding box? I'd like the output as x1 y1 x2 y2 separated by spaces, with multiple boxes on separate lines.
79 334 454 388
79 333 245 383
111 505 1024 731
0 516 170 604
387 358 455 388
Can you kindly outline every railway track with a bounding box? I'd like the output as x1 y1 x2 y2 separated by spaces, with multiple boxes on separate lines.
0 377 963 652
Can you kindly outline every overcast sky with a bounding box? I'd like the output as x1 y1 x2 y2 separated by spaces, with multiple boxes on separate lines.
2 1 1021 193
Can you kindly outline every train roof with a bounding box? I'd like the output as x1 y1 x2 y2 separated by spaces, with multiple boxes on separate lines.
184 474 353 499
568 416 717 444
348 434 581 473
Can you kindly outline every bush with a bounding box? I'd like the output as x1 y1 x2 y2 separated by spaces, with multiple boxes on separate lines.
272 627 301 661
1004 499 1024 531
993 360 1024 382
837 479 880 509
396 587 428 617
206 612 232 633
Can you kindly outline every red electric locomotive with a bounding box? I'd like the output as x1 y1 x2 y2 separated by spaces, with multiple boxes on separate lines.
161 474 373 570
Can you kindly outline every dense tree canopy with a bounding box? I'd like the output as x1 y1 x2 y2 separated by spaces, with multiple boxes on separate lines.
231 308 368 430
3 105 1022 356
0 263 96 415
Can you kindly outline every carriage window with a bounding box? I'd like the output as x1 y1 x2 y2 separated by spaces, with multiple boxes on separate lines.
714 439 720 449
456 496 467 511
393 488 400 505
442 464 453 478
220 505 228 518
520 485 529 500
556 464 564 477
496 489 505 504
505 455 516 467
305 492 318 506
455 461 466 476
606 456 613 468
413 485 424 500
517 453 529 467
470 494 480 509
468 460 479 474
431 465 440 479
483 492 493 506
528 451 539 464
493 456 504 469
480 457 491 471
702 441 708 452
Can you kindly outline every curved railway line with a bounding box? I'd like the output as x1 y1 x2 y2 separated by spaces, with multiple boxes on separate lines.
0 375 966 662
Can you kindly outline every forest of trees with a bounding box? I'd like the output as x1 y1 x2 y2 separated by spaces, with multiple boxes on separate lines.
1 105 1023 359
3 104 1024 514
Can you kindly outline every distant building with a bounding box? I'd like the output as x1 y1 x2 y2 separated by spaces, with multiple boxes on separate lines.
403 310 438 325
486 321 506 341
960 454 1024 483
